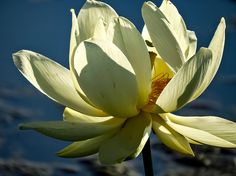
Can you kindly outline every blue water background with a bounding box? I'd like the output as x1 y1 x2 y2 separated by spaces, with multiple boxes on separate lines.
0 0 236 175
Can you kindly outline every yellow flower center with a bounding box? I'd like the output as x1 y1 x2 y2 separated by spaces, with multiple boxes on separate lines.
148 73 171 105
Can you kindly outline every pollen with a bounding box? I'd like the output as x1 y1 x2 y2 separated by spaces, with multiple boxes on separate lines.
148 73 171 104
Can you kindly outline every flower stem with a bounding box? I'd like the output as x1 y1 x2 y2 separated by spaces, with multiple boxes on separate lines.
142 138 154 176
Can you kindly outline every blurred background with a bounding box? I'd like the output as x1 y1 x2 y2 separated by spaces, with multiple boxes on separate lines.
0 0 236 175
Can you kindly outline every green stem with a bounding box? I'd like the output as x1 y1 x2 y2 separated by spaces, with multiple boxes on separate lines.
142 138 154 176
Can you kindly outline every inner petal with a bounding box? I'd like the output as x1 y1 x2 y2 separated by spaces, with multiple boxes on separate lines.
73 39 139 118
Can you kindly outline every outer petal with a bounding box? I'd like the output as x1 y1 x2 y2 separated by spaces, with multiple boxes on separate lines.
153 48 212 113
152 115 194 156
69 9 94 106
19 117 124 141
159 0 190 60
142 1 185 72
191 18 226 101
73 39 139 117
13 50 106 116
69 9 81 88
162 113 236 148
69 9 79 70
99 112 152 164
77 0 118 43
70 3 117 104
63 107 113 123
57 132 116 158
107 17 152 107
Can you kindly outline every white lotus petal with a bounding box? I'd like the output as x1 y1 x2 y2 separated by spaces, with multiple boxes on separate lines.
167 113 236 146
69 9 79 70
142 1 185 72
70 2 118 104
63 107 116 123
191 18 226 101
69 9 91 105
152 115 194 156
69 9 85 94
154 48 212 113
13 50 106 116
19 117 124 141
162 113 236 148
73 39 139 117
77 0 118 43
99 112 152 164
57 132 116 158
159 0 189 60
107 17 152 107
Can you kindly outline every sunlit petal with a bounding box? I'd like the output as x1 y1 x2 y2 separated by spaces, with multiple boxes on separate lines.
69 9 85 97
159 0 190 60
107 17 152 107
162 113 236 148
152 115 194 156
19 117 124 141
99 112 152 164
191 18 226 101
69 9 79 70
13 50 106 116
142 1 184 72
77 0 118 43
57 132 116 158
154 48 212 113
70 2 118 103
73 39 139 117
63 107 115 123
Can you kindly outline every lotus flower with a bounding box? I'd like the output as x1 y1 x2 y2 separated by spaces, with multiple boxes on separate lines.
13 0 236 165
